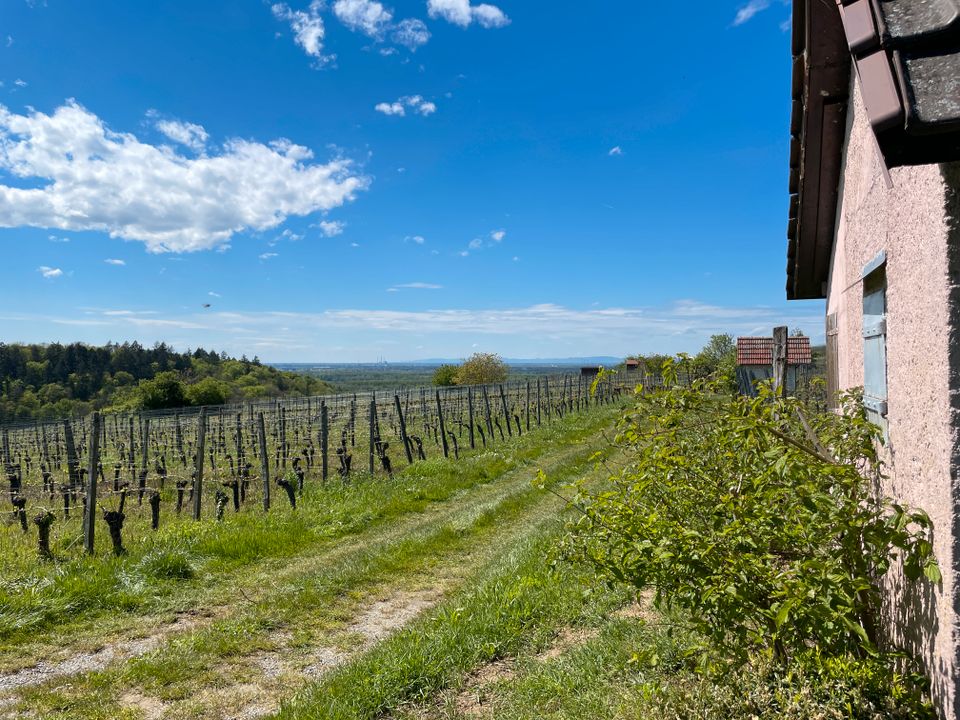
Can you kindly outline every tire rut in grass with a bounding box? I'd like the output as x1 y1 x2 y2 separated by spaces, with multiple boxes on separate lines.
119 445 613 720
1 433 610 717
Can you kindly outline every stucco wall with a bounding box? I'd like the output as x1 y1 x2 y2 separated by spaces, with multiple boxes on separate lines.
825 79 960 718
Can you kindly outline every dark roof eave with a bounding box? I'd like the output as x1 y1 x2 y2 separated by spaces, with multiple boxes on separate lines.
786 0 851 301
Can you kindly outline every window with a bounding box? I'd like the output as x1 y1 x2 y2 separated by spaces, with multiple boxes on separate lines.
862 253 887 432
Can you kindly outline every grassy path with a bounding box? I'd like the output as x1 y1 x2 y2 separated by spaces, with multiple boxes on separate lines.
0 404 626 720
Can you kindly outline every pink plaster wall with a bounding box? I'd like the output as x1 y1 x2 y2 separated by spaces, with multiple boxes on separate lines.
826 79 960 718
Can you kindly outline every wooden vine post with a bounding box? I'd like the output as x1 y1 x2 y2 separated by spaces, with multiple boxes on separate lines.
83 412 101 555
368 398 376 474
482 386 494 440
320 402 329 481
258 412 270 511
467 387 476 450
526 381 531 431
498 385 512 437
436 390 449 458
193 408 207 521
63 420 79 493
138 417 150 504
395 394 414 465
544 378 552 421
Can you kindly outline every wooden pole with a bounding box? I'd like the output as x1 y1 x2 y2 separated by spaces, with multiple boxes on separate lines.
83 412 101 555
498 385 512 437
128 417 136 487
395 395 414 465
193 408 207 521
773 326 789 397
138 417 150 504
320 402 329 481
544 378 552 421
369 398 377 474
436 390 449 458
258 412 270 511
467 387 476 450
526 381 531 431
482 386 494 440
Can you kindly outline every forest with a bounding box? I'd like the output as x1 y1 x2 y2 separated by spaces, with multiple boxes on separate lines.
0 342 331 421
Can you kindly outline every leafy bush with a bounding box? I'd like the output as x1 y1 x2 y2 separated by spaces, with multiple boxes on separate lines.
137 371 188 410
432 364 459 387
566 364 939 667
454 352 509 386
186 377 231 406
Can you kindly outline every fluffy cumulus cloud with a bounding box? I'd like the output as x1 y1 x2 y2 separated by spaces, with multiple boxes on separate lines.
374 95 436 117
272 0 334 64
277 0 430 56
156 119 209 152
427 0 509 28
392 18 430 49
37 266 63 279
0 101 368 252
317 219 345 236
333 0 392 39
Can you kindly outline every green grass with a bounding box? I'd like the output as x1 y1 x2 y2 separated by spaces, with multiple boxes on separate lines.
0 405 619 647
0 403 627 719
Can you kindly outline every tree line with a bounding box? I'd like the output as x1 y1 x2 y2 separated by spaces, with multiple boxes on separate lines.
0 342 331 421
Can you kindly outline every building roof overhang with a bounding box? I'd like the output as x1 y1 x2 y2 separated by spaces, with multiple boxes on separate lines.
786 0 960 300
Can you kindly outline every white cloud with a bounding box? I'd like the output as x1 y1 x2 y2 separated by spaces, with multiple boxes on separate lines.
259 252 279 260
48 234 69 243
272 0 335 65
156 119 209 152
406 235 425 244
468 238 483 250
208 291 221 297
608 145 623 156
733 0 771 25
333 0 392 39
318 219 345 236
375 101 406 116
14 79 27 88
37 266 62 278
0 101 368 252
1 301 826 361
427 0 509 28
375 95 436 117
104 258 125 266
389 282 443 290
5 36 12 48
490 229 505 242
392 18 430 49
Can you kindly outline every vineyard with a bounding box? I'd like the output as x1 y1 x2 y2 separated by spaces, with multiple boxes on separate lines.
1 373 630 564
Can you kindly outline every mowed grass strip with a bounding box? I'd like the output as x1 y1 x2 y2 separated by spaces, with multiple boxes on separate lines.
272 467 634 719
3 406 625 718
0 405 621 652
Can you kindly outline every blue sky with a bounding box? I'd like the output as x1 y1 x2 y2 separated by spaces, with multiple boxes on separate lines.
0 0 822 362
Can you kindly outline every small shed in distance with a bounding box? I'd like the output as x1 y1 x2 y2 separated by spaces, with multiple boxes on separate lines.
736 336 812 396
624 358 640 371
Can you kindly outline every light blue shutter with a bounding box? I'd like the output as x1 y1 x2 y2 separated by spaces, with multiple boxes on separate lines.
862 255 887 431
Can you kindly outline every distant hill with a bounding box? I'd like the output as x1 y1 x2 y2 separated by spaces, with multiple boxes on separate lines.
0 343 332 422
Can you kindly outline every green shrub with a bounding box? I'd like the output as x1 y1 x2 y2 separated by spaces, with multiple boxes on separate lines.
567 364 939 668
